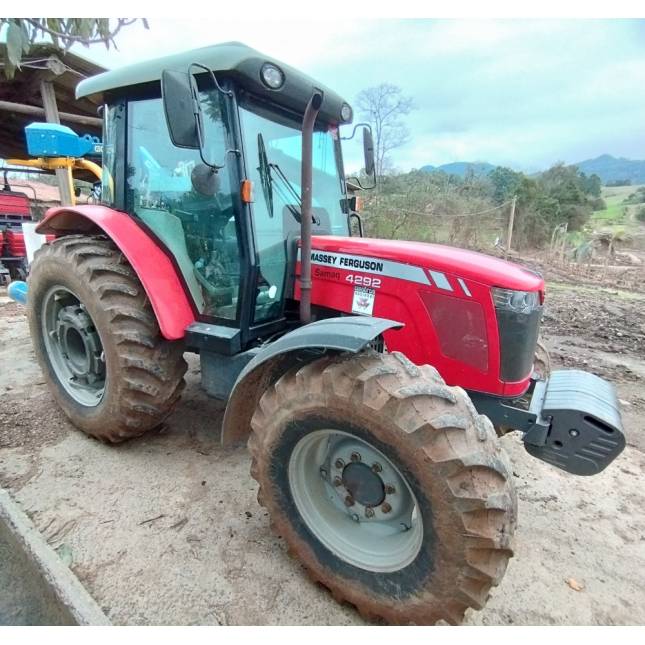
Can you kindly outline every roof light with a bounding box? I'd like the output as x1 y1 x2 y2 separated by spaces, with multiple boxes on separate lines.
261 63 284 89
341 103 352 122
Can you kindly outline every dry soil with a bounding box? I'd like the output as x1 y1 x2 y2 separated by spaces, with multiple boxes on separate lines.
1 280 644 625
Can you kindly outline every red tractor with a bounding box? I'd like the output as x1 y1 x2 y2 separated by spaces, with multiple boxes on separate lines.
0 177 49 283
25 42 624 624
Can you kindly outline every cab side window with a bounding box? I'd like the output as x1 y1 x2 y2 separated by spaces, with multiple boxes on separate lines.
126 92 242 321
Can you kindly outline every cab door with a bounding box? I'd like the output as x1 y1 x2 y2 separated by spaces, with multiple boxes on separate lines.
123 88 244 324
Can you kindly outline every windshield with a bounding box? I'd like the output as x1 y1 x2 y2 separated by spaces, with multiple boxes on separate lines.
239 99 348 323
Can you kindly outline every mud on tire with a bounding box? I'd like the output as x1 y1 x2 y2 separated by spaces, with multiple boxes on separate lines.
248 351 517 625
27 235 187 442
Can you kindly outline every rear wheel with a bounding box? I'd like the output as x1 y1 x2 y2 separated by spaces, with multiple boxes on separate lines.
249 351 517 624
27 235 187 442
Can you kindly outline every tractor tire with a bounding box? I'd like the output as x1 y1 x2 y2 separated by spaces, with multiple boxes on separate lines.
27 235 187 442
534 338 551 380
248 350 517 625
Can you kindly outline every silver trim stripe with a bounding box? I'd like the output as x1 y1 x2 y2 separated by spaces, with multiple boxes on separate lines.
300 249 431 286
429 270 453 292
457 278 472 297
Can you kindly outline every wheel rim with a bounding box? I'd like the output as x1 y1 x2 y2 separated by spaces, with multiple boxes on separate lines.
288 429 423 573
41 285 106 407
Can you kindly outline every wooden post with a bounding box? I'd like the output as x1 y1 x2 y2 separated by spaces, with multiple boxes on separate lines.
39 80 74 206
505 195 517 255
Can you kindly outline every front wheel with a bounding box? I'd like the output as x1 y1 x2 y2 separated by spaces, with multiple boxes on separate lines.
27 235 187 442
248 351 517 624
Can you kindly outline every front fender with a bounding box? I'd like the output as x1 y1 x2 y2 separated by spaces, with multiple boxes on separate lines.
36 205 195 340
221 316 403 446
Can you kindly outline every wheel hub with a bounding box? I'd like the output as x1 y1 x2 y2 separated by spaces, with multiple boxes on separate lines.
55 305 104 383
326 439 409 522
288 429 424 573
341 462 385 507
42 286 106 407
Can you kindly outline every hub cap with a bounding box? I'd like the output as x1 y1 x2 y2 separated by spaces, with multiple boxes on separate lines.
41 286 105 407
288 429 423 572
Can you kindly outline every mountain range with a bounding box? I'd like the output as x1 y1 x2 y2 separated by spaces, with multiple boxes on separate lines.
420 155 645 185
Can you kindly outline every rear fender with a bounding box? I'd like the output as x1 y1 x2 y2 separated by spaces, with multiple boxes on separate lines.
220 316 403 446
36 205 195 340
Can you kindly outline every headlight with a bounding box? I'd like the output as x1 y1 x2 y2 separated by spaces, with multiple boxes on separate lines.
492 288 540 314
261 63 284 89
340 103 352 122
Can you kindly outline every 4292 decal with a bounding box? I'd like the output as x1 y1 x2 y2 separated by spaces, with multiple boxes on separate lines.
345 274 382 289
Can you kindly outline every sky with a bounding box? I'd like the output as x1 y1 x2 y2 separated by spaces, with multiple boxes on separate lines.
27 19 645 172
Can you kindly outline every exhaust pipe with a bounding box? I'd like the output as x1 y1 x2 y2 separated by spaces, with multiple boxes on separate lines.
299 91 323 324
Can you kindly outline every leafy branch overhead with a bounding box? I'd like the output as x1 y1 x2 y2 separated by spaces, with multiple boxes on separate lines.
1 18 148 78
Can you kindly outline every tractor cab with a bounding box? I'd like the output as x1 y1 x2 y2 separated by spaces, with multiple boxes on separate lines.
76 42 372 348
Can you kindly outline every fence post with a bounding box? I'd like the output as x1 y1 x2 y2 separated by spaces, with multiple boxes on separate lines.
505 195 517 255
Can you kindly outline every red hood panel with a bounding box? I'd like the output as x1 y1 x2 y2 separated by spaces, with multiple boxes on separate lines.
311 236 544 291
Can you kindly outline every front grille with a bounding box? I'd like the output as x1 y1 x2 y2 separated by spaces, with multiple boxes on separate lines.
496 306 542 382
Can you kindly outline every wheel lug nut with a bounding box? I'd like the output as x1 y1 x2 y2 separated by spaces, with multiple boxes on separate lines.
381 502 392 514
350 452 361 462
385 484 396 494
334 458 345 469
344 496 355 507
319 467 328 479
371 462 382 473
351 513 360 522
365 507 375 518
333 476 343 487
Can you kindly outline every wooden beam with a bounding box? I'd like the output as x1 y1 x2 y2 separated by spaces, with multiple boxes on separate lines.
0 100 102 128
39 80 73 206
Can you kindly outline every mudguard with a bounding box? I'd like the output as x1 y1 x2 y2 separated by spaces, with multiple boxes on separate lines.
220 316 403 446
36 205 195 340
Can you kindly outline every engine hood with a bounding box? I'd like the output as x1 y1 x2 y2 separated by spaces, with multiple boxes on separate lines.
311 236 544 292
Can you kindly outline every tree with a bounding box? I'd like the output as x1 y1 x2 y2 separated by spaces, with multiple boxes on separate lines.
1 18 147 78
488 166 524 203
355 83 414 177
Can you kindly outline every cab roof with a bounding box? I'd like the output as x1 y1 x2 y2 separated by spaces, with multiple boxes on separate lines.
76 41 352 126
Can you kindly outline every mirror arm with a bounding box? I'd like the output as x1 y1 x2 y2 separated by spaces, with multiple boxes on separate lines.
345 172 377 191
189 63 233 98
340 122 372 141
341 122 376 189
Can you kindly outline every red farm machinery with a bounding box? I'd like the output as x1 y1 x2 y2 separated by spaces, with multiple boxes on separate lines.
12 42 625 624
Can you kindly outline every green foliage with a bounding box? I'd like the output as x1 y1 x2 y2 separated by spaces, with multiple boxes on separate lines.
1 18 147 78
624 187 645 204
357 161 602 250
488 166 523 203
580 172 602 198
636 206 645 223
589 197 607 210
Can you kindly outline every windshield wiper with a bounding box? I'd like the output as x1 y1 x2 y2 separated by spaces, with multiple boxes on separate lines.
257 133 274 217
256 133 317 224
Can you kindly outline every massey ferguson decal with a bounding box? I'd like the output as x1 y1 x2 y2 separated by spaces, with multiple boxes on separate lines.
304 249 431 286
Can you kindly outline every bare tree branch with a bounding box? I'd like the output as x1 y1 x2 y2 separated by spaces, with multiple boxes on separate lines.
356 83 414 178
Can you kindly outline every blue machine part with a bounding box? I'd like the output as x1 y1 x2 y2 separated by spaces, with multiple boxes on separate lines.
7 280 28 305
25 122 102 158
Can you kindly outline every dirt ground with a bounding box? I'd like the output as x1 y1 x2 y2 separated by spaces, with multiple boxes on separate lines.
1 274 644 626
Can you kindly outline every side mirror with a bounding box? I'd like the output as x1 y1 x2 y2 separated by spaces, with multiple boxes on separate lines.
161 69 200 149
363 127 375 176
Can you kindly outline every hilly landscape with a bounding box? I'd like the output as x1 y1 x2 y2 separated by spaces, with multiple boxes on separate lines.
421 154 645 185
